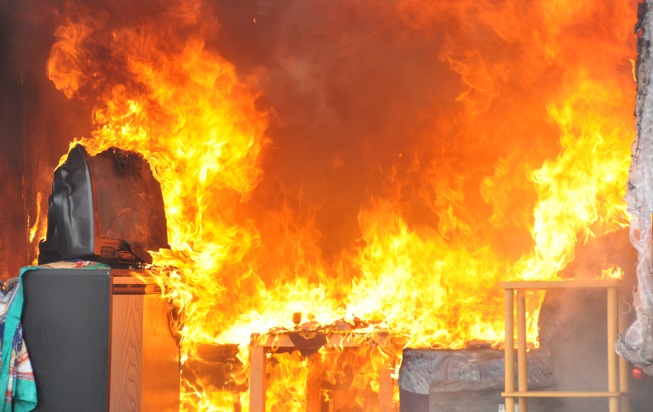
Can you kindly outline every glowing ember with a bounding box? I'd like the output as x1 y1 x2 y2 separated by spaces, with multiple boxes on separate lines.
43 0 637 410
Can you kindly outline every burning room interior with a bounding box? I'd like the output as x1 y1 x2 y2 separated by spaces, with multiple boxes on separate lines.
1 0 653 411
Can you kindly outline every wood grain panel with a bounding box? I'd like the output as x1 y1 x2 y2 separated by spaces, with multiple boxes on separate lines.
110 294 143 412
141 295 180 411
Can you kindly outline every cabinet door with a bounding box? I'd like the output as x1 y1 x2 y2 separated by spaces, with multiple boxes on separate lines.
110 294 180 412
22 268 111 412
110 272 180 412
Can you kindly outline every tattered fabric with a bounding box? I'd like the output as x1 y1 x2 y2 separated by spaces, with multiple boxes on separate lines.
616 0 653 374
0 270 36 412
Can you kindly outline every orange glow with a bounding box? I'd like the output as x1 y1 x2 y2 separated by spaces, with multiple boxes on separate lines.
601 265 625 280
45 0 637 410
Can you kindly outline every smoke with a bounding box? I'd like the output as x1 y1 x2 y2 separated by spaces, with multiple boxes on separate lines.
210 0 568 258
0 0 91 274
246 1 472 256
3 0 633 273
0 2 641 407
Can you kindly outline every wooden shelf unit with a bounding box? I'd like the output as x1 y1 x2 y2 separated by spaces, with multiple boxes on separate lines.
501 279 630 412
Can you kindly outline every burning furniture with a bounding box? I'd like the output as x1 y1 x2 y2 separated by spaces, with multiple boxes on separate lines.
22 266 179 412
396 249 653 412
502 280 629 412
1 2 648 410
250 331 397 412
21 146 179 411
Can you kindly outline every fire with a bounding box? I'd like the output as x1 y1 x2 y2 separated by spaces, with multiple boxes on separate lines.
601 265 625 280
44 0 637 410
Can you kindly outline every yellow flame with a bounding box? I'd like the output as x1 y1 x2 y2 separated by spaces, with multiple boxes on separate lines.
600 265 624 280
44 0 638 410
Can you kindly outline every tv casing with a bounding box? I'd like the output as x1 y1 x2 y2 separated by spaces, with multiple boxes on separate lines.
39 144 168 266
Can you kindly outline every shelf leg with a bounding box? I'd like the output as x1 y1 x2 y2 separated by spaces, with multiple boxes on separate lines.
607 287 619 412
517 290 528 412
250 345 266 412
505 288 516 412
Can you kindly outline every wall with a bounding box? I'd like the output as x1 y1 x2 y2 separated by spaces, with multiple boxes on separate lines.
0 0 91 277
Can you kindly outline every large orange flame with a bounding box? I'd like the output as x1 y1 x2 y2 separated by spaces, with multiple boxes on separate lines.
45 0 637 410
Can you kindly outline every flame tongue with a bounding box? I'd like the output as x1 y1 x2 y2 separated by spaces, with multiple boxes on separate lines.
45 0 637 410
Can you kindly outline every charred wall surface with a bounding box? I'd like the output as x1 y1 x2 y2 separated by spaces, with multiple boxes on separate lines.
0 0 90 276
